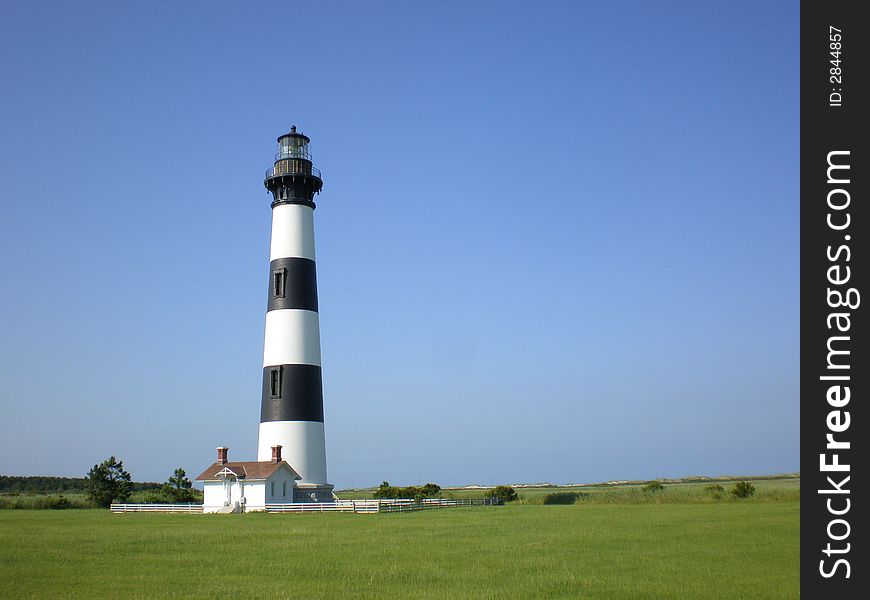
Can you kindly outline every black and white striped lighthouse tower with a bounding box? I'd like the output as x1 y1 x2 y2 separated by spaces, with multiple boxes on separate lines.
258 126 333 501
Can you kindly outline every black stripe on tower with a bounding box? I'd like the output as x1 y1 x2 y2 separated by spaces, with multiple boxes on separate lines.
267 257 319 312
260 364 324 422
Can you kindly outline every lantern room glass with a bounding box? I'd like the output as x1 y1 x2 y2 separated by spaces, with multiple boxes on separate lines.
276 135 310 161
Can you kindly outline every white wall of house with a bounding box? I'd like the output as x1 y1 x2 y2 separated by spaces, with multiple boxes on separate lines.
203 482 227 512
266 474 296 503
203 480 266 513
242 481 266 510
201 465 298 513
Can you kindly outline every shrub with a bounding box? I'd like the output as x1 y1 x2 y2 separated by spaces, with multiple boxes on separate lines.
485 485 518 503
0 494 88 509
373 481 442 499
542 492 580 505
731 481 756 499
643 481 664 494
45 495 72 510
703 484 725 500
419 483 441 497
141 490 173 503
373 481 398 499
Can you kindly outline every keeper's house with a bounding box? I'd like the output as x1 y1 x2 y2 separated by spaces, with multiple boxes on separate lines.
196 446 300 513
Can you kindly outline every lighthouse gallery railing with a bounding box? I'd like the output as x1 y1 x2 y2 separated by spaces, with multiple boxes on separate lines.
265 164 322 179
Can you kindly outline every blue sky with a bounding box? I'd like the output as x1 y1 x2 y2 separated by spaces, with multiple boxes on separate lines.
0 1 799 488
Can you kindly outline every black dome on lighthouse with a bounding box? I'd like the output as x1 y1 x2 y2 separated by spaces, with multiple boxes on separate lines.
277 124 311 144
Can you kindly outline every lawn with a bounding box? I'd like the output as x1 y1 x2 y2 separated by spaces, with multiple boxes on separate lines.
0 500 798 599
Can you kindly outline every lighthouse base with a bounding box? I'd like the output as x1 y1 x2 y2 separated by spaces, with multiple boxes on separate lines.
293 483 335 503
257 420 328 480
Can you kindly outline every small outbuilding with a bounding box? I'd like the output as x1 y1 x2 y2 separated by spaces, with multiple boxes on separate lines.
196 446 301 513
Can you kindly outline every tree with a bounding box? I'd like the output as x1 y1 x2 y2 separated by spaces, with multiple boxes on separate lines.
85 457 132 508
162 468 196 503
485 485 519 503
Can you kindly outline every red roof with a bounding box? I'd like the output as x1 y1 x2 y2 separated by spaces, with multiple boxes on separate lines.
195 461 301 482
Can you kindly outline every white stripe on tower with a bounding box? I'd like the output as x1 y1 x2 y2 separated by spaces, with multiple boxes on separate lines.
270 204 316 261
258 126 331 500
262 310 321 367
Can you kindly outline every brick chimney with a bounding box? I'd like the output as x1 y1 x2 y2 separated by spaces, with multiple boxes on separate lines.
271 445 282 463
217 446 228 465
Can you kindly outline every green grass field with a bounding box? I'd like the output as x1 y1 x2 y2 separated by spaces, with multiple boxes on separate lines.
0 496 798 599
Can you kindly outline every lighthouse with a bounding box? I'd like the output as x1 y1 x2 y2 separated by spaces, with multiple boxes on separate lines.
257 126 333 502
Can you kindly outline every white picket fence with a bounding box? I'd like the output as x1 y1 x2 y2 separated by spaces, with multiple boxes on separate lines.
266 497 502 514
110 497 502 515
266 500 369 514
110 503 203 513
382 498 502 512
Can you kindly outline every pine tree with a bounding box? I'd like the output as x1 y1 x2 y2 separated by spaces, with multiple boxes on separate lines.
85 457 132 508
163 468 195 503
